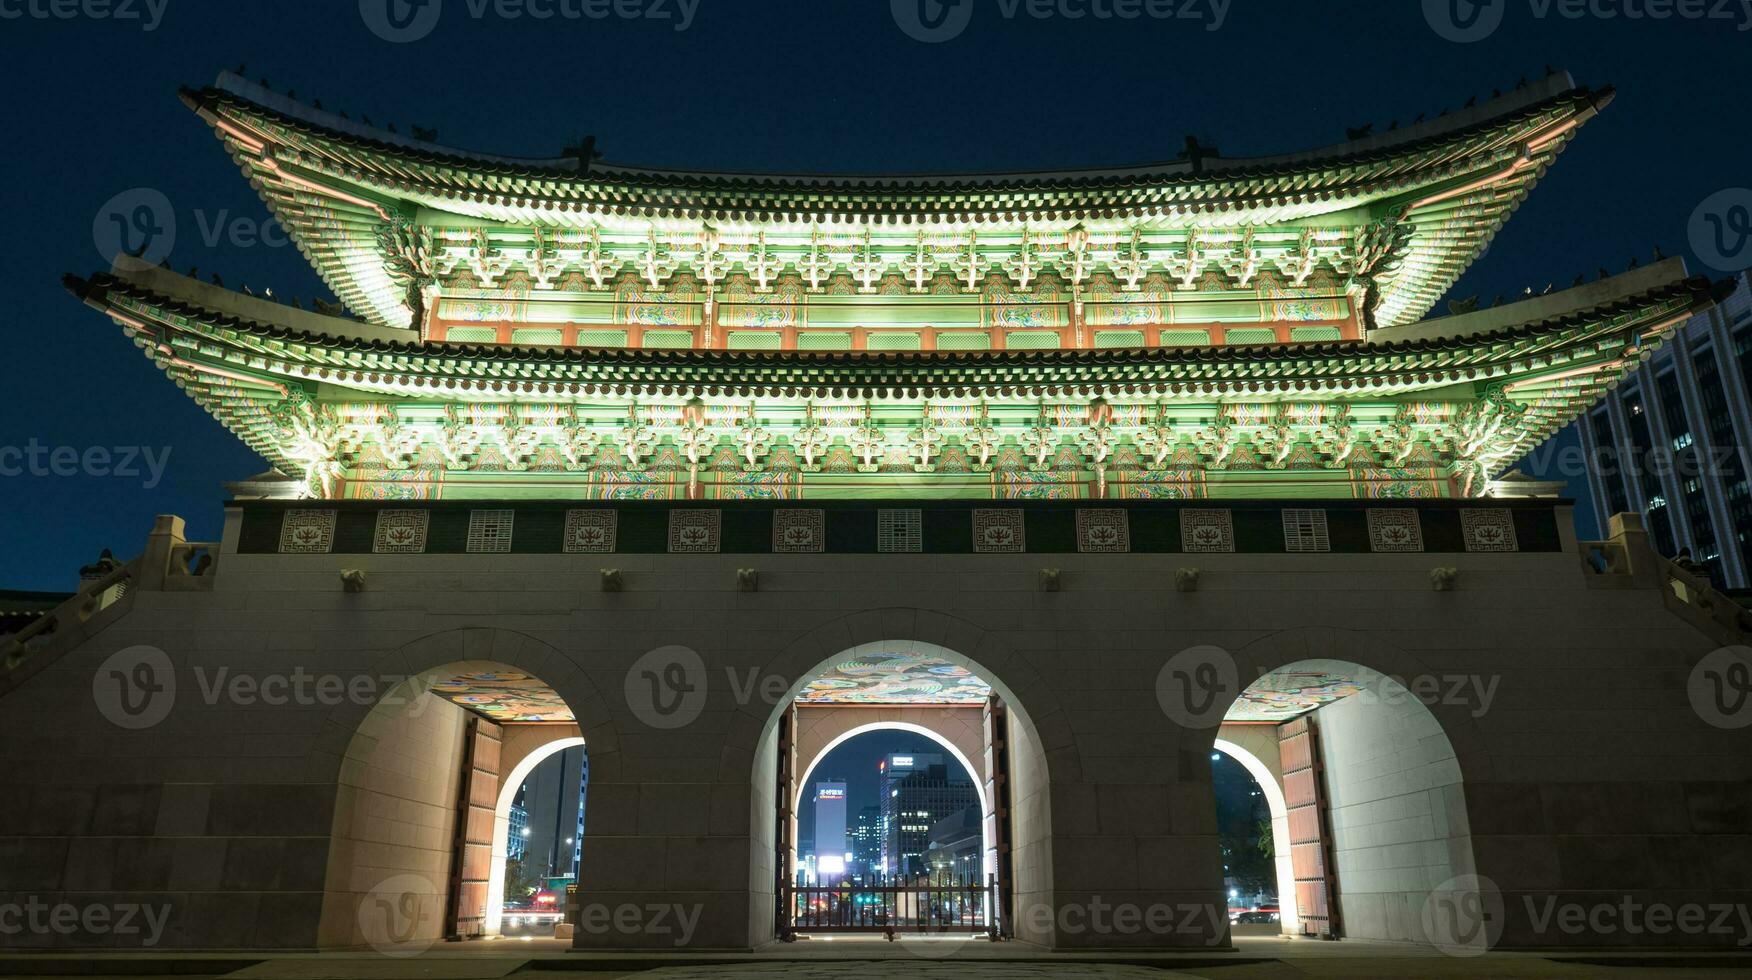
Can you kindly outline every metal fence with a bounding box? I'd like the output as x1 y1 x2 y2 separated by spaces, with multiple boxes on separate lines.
783 872 1001 940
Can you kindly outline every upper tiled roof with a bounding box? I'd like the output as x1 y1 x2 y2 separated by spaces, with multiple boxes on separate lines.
182 72 1611 331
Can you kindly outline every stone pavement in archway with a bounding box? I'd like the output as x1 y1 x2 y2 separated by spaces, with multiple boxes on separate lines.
9 944 1752 980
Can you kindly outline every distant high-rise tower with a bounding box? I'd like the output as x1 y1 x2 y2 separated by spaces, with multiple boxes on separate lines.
849 805 883 880
1571 273 1752 587
520 745 589 880
811 780 848 880
882 760 978 878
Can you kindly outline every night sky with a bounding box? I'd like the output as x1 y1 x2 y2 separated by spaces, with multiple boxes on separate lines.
4 1 1748 588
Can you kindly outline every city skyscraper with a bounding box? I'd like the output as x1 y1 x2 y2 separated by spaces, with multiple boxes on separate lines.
849 805 883 881
519 745 589 881
812 780 848 880
882 760 979 878
1571 273 1752 586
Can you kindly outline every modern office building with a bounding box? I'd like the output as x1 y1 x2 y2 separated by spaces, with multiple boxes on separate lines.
1573 272 1752 586
506 802 529 862
925 804 983 881
848 805 883 880
883 762 979 878
520 744 589 880
811 780 848 879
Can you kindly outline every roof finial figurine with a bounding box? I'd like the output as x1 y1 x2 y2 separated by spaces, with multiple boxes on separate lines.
1654 244 1666 261
1413 112 1426 124
565 135 605 176
313 98 323 111
1628 255 1639 270
186 265 198 280
1573 274 1586 288
1345 123 1373 141
210 272 224 288
411 125 437 141
1598 267 1611 280
234 62 246 76
1516 76 1528 90
1447 296 1479 315
1177 135 1218 173
1464 95 1477 109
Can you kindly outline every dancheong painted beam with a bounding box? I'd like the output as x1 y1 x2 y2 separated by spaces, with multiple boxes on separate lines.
68 70 1731 502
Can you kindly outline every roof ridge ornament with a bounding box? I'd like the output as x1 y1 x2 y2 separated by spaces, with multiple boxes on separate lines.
1178 135 1219 174
563 135 603 176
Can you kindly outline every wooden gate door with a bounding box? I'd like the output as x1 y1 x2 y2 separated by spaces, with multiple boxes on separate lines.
448 715 502 939
983 695 1014 937
774 701 799 939
1279 715 1340 938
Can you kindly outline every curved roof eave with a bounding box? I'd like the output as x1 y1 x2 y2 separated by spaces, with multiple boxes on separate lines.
190 70 1605 195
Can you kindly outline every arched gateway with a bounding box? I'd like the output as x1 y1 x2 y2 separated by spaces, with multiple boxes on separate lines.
748 634 1059 947
13 67 1752 958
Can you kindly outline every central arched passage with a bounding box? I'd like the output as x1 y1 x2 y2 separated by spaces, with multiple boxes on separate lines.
750 638 1054 946
794 719 993 887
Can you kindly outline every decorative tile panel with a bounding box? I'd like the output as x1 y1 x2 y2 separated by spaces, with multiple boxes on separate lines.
972 509 1025 553
668 509 722 553
772 509 825 553
278 509 336 554
877 509 922 553
563 509 618 553
1075 509 1130 553
1180 509 1234 553
1366 509 1424 552
372 509 429 554
466 509 516 553
1460 508 1518 552
1282 509 1331 553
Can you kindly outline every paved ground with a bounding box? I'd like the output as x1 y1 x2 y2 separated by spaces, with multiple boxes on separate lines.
6 938 1752 980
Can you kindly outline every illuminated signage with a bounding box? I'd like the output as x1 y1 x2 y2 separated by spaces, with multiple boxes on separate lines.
817 787 845 801
892 756 914 767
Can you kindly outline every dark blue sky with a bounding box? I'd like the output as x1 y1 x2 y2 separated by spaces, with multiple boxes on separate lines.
4 1 1748 588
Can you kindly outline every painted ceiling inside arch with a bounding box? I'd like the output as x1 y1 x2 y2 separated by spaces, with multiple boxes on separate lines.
1223 671 1365 722
796 651 994 704
430 669 573 722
